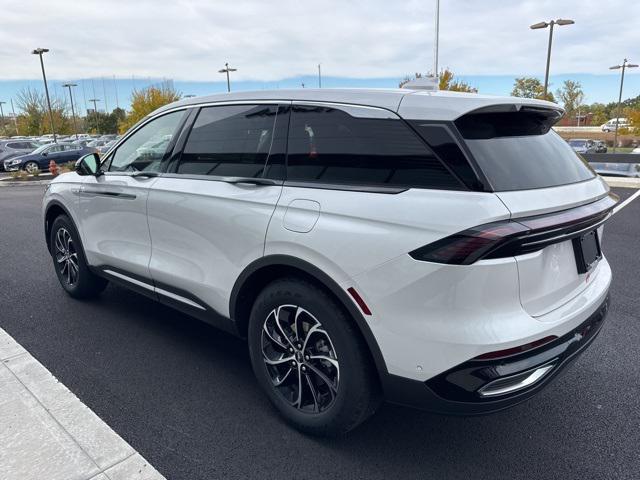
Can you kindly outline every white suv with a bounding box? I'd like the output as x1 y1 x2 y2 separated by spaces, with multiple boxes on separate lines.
43 89 616 435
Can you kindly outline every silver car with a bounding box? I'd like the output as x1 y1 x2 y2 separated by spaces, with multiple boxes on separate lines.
0 140 40 171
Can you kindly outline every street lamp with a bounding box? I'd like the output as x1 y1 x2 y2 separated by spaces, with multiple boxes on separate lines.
31 47 57 143
530 19 575 98
609 59 638 153
318 64 322 88
62 83 79 140
89 98 101 134
218 62 237 92
0 101 5 133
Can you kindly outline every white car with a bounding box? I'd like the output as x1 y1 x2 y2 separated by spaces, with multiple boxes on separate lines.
42 89 616 435
601 117 630 132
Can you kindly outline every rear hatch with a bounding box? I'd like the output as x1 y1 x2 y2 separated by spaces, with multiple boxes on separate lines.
455 105 615 317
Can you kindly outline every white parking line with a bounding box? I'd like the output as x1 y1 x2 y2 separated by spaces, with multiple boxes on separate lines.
0 327 165 480
613 188 640 215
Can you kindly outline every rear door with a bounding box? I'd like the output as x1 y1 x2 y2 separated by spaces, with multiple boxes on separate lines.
146 103 287 317
455 107 610 316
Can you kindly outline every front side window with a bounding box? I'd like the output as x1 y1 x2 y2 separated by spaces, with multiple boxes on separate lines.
176 104 277 177
286 105 463 190
108 110 185 172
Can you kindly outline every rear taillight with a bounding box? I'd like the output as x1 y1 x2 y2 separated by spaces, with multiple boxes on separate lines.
409 221 528 265
409 193 618 265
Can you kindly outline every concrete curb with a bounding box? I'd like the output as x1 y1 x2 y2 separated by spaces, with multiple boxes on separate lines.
0 327 166 480
602 176 640 189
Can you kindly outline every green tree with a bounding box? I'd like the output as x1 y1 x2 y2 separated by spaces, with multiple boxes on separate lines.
556 80 584 119
511 77 555 102
120 83 181 132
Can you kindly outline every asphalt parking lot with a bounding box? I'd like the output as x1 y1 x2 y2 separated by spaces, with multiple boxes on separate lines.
0 185 638 480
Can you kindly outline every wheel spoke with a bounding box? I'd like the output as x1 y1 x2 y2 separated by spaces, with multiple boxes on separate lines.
304 373 320 412
262 353 294 366
306 363 338 398
273 306 295 349
263 317 287 350
308 354 339 370
293 367 302 407
55 229 65 252
272 367 294 387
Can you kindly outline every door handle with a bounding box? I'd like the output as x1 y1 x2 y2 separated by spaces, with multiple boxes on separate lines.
223 177 281 186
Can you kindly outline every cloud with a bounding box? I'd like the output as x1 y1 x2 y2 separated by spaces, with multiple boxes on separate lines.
1 0 638 81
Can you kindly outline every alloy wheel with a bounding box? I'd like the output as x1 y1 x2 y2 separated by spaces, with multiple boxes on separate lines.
261 304 340 413
24 162 39 174
55 227 79 286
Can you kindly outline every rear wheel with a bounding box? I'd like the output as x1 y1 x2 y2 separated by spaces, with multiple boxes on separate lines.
248 278 380 436
24 161 39 174
50 215 108 298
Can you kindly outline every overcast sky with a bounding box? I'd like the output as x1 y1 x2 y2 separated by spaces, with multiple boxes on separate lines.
2 0 638 81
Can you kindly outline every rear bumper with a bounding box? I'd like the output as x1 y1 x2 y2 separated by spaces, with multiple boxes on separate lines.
382 293 610 414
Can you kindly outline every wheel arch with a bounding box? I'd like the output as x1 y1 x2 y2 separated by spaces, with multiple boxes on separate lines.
230 255 389 380
44 200 81 255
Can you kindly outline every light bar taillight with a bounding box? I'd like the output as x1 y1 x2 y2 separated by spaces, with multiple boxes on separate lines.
409 193 618 265
474 335 558 360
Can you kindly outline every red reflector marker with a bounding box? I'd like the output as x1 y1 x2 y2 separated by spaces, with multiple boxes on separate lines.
347 287 372 316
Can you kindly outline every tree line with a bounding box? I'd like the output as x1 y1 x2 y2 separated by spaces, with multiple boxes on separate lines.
0 84 181 137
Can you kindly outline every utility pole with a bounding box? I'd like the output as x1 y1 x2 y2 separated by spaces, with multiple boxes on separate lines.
609 59 638 153
89 98 101 134
31 47 57 143
318 64 322 88
433 0 440 79
218 62 237 92
62 83 79 139
114 75 120 110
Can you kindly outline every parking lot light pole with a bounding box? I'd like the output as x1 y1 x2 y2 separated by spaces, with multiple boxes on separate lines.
318 64 322 88
609 59 638 153
218 63 237 92
89 98 101 134
31 48 57 143
530 19 574 98
0 101 5 133
62 83 79 140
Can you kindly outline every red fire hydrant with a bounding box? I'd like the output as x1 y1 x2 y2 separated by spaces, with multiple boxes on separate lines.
49 160 59 176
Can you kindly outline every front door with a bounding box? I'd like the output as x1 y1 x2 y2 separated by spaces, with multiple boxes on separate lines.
78 109 187 281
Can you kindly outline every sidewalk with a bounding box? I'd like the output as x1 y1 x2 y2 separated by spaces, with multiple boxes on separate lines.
0 327 165 480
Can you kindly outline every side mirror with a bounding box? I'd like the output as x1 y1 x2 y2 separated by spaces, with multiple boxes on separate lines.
42 151 48 156
75 153 102 176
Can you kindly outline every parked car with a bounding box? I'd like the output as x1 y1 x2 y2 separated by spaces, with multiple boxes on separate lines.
589 162 640 177
43 89 616 435
5 142 95 173
594 140 608 153
97 140 118 155
0 140 40 171
601 117 630 132
567 138 597 154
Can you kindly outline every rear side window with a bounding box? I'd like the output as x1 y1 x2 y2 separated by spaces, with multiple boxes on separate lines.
287 105 463 190
177 104 277 177
456 109 595 191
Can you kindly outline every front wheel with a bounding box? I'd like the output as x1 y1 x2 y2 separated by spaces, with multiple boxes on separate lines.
248 278 380 436
50 215 108 298
24 161 39 174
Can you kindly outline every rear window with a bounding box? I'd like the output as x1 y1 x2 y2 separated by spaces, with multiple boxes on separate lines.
456 109 595 191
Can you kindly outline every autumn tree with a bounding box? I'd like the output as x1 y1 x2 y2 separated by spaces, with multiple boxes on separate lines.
120 83 182 132
14 87 72 136
511 77 555 102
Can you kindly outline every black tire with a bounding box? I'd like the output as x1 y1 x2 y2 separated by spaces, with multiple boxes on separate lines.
248 277 380 436
50 214 108 299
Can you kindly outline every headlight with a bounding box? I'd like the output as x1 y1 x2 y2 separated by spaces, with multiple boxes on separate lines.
9 159 22 165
